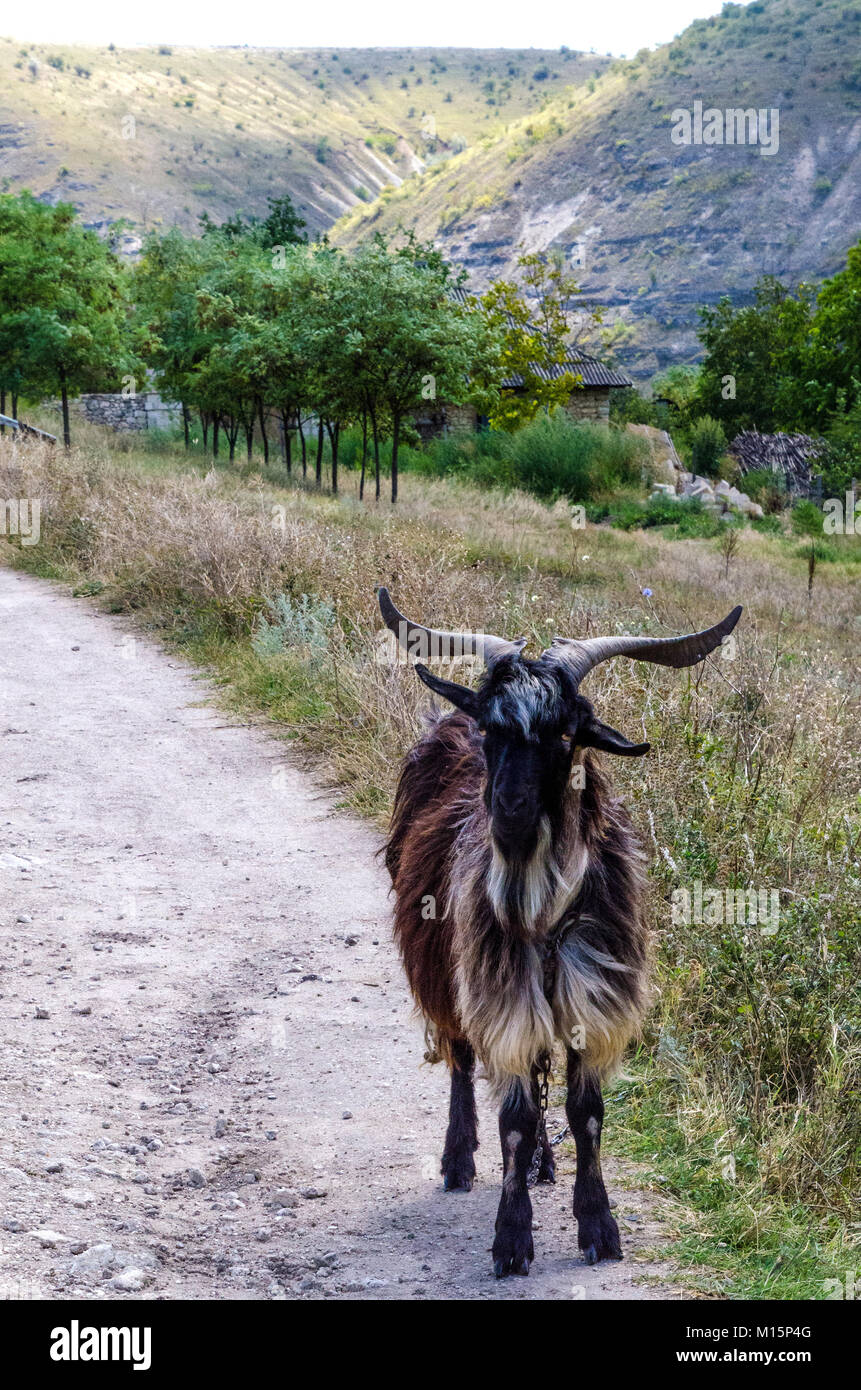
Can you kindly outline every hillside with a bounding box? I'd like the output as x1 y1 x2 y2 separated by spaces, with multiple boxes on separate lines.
0 40 605 243
2 4 859 380
335 0 861 377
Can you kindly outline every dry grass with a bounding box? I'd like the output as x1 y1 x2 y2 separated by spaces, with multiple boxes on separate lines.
2 432 859 1286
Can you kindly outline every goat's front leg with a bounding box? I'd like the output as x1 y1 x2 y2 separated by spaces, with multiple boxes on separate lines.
492 1072 540 1278
566 1050 622 1264
441 1038 478 1191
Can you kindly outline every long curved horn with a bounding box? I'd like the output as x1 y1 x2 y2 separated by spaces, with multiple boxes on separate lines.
377 586 525 665
547 606 742 684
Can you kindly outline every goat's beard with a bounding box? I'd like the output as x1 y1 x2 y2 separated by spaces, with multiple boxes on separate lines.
487 814 586 936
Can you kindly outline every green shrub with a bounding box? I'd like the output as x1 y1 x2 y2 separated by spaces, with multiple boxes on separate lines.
506 414 645 499
609 494 729 538
400 412 647 502
609 386 659 426
739 466 787 513
688 415 727 479
791 498 824 537
252 592 334 661
750 513 782 535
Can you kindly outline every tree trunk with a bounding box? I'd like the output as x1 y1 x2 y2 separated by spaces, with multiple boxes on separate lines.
245 423 254 461
326 419 339 495
226 419 239 461
359 411 368 502
257 399 269 464
370 407 380 501
200 411 209 451
182 403 190 450
298 416 307 478
231 420 241 459
315 418 324 488
279 412 291 475
391 411 400 505
60 368 71 449
1 388 5 433
213 417 220 459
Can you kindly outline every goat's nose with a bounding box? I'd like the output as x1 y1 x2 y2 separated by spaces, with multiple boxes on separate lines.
495 791 529 818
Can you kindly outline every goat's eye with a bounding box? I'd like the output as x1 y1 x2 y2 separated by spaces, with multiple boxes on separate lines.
478 727 487 738
561 732 573 745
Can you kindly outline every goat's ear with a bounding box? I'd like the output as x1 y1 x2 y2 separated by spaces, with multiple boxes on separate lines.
576 715 650 758
414 662 479 719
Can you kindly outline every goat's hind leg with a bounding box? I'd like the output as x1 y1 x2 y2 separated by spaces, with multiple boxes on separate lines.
441 1038 479 1191
566 1050 622 1264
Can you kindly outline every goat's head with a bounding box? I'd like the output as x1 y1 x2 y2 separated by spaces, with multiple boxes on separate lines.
378 587 742 864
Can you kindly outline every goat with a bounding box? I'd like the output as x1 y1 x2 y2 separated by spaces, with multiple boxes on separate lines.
379 587 742 1277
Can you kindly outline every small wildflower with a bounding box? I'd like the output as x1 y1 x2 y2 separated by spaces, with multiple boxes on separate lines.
642 587 653 597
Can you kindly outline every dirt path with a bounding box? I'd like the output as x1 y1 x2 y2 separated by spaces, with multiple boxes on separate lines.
0 565 685 1300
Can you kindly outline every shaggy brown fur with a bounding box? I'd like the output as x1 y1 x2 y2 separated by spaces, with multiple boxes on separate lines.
385 709 649 1088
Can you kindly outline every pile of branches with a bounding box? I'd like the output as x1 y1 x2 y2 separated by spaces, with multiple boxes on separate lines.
729 430 829 497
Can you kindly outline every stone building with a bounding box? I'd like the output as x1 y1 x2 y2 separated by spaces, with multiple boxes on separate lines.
414 350 633 441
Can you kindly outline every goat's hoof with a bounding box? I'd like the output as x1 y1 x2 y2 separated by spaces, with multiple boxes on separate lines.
577 1209 623 1265
442 1156 476 1192
492 1228 534 1278
443 1172 474 1192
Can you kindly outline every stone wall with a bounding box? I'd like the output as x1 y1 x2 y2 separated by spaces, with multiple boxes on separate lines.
445 403 479 435
70 392 182 432
415 391 613 439
563 387 610 423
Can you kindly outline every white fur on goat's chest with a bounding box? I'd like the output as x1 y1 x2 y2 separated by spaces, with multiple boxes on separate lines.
447 819 632 1090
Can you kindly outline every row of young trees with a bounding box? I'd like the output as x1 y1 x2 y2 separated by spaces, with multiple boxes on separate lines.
135 219 502 503
0 190 596 501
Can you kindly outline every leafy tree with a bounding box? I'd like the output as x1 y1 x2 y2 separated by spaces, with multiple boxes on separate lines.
480 249 602 431
651 364 701 417
198 193 307 249
133 226 219 447
260 195 307 249
0 191 133 445
694 276 815 433
804 239 861 427
338 234 498 502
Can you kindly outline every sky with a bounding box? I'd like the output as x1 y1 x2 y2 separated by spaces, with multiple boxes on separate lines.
8 1 752 58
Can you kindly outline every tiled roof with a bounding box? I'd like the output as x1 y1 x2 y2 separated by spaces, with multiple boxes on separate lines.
501 353 632 390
